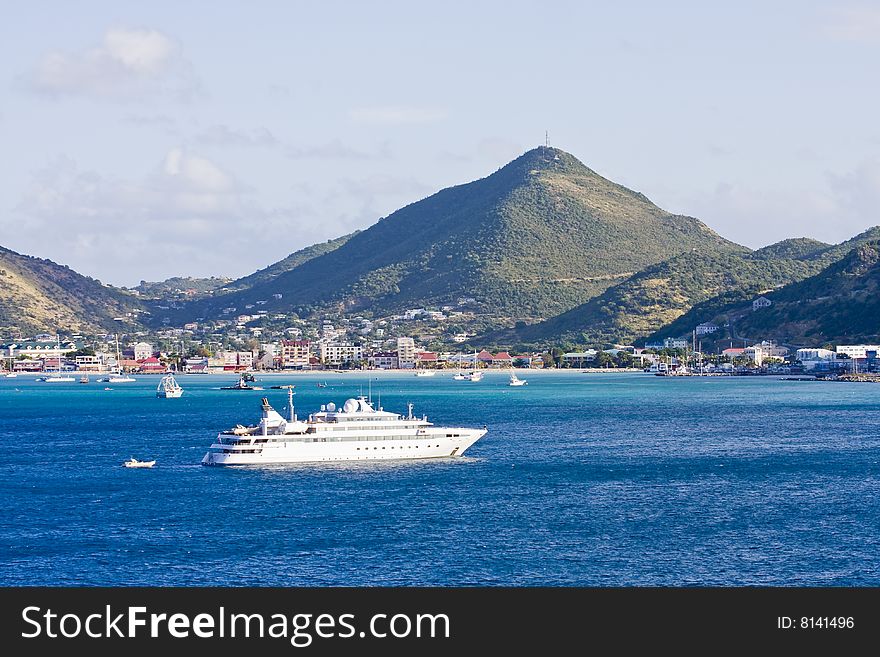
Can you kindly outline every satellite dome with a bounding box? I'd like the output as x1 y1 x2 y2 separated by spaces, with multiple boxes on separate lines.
343 398 359 413
326 402 336 412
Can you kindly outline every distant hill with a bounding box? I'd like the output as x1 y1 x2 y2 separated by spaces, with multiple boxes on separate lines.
493 223 880 348
729 241 880 345
0 246 143 336
165 147 740 326
750 237 830 261
646 227 880 346
493 249 817 347
132 276 233 299
225 231 358 291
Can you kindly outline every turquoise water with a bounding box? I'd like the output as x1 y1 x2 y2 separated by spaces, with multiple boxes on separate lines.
2 372 879 586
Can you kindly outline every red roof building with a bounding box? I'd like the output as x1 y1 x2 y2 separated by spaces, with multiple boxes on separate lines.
137 356 166 373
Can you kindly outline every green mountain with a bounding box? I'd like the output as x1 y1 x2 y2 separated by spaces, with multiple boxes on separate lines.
0 246 144 336
225 231 359 291
495 249 818 347
645 227 880 345
168 147 739 326
750 237 830 261
713 241 880 345
495 225 880 348
132 276 233 299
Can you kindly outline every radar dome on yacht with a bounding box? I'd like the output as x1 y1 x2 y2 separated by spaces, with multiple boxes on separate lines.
326 402 336 412
343 399 359 413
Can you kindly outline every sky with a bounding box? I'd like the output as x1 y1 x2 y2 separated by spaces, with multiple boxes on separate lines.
1 1 879 286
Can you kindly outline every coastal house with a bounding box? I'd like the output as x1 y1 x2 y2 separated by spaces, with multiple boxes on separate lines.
752 296 772 311
1 339 79 360
476 350 495 365
131 342 154 361
835 345 880 360
561 351 597 367
396 337 416 368
796 348 836 371
695 322 719 336
369 351 399 369
319 342 363 366
137 356 166 373
281 340 311 369
416 351 439 368
184 358 209 374
492 351 513 367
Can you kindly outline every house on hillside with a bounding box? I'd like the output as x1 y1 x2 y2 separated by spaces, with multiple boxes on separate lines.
695 322 719 335
752 296 772 311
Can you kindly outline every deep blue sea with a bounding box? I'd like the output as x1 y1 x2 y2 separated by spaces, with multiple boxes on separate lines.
2 371 879 586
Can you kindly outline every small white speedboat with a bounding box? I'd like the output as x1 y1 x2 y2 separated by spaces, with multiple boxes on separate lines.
123 457 156 468
508 372 528 386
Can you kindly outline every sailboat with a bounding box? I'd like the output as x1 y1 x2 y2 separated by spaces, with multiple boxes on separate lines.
103 335 136 383
156 372 183 398
452 353 467 380
43 338 75 382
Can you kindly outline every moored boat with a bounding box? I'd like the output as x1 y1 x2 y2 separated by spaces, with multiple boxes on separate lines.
123 457 156 468
202 388 487 466
156 373 183 398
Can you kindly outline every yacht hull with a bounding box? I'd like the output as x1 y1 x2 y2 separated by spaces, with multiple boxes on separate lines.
202 428 486 466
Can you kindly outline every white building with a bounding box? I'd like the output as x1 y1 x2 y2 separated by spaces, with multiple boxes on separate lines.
319 343 363 366
752 296 772 311
644 337 689 350
132 342 154 361
835 345 880 360
397 337 416 368
796 348 836 370
369 352 399 369
695 322 719 336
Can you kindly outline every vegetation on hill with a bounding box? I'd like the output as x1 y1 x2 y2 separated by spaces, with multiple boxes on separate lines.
732 241 880 345
0 246 143 336
225 231 359 291
164 147 740 327
492 250 819 347
132 276 233 299
749 237 830 261
644 229 880 347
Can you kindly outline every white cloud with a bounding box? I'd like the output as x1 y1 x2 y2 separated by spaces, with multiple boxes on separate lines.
194 124 280 148
28 27 199 99
348 106 449 124
823 6 880 42
7 148 422 285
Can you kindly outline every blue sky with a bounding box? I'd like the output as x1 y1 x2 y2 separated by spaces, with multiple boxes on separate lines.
2 1 879 285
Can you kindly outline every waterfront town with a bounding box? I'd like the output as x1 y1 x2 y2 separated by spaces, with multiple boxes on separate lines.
1 302 878 378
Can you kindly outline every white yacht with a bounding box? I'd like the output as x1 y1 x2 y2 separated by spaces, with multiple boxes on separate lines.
157 373 183 398
43 374 76 383
202 389 487 466
508 371 527 386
